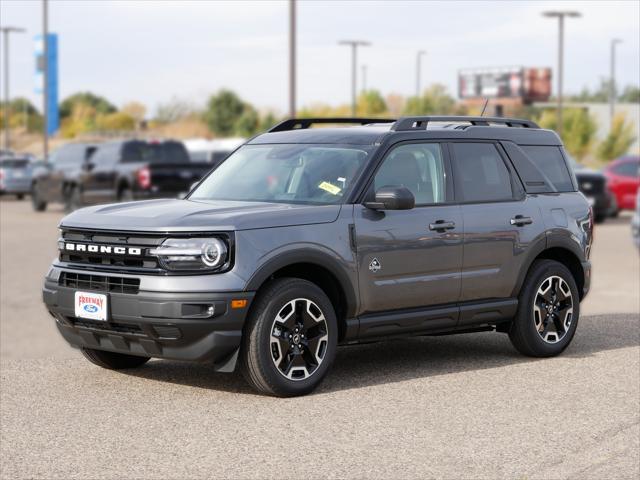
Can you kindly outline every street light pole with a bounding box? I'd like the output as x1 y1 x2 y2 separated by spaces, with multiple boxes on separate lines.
1 26 26 150
609 38 622 127
42 0 49 161
416 50 426 98
361 65 367 93
288 0 296 118
338 40 371 116
542 10 581 138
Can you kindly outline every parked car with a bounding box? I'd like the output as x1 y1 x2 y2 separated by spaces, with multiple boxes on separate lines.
603 156 640 215
632 187 640 250
31 143 97 211
184 138 245 168
43 116 593 397
568 158 611 223
0 157 34 199
32 139 211 212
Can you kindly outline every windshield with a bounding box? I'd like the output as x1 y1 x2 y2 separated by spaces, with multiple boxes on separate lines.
190 144 372 205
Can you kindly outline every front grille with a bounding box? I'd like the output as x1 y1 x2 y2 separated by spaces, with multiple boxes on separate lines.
59 271 140 294
70 318 144 335
59 228 164 273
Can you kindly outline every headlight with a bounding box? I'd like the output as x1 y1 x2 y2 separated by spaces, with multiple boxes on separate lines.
149 237 228 271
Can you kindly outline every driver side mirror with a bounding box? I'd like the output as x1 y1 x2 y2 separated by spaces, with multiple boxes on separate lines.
364 186 415 211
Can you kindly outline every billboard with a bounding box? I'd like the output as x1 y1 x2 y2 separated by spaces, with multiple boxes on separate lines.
34 33 59 136
458 67 551 103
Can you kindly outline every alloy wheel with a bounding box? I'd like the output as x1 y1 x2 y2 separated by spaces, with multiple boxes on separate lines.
269 298 329 381
533 275 574 344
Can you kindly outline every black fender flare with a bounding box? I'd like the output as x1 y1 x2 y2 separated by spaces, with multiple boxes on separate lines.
511 230 586 297
245 248 358 318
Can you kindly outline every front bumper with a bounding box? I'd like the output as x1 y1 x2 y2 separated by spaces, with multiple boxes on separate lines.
42 275 254 371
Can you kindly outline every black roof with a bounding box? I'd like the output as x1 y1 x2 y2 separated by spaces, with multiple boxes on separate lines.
249 116 561 146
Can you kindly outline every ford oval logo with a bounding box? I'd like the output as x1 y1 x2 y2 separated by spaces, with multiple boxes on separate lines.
84 305 99 313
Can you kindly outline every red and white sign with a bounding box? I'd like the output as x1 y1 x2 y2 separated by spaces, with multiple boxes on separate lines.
75 291 108 321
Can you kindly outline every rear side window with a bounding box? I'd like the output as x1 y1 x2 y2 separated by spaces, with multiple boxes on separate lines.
611 161 639 178
521 146 574 191
451 143 513 203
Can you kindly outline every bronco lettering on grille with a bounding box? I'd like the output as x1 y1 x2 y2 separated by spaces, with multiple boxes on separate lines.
62 243 142 256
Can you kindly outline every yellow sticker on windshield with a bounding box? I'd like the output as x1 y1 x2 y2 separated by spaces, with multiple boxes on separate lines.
318 181 342 195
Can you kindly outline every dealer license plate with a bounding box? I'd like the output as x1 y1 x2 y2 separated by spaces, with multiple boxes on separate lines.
74 291 108 321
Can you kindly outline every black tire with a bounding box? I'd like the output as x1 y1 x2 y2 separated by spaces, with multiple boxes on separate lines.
594 212 607 224
16 193 24 200
509 259 580 357
610 208 620 218
81 348 150 369
31 183 47 211
240 278 338 397
64 185 82 212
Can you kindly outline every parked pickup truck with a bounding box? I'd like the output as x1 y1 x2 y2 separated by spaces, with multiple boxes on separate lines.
32 139 211 211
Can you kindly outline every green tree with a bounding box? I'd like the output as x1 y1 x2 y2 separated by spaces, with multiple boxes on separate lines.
356 90 387 116
259 112 279 133
619 85 640 103
596 113 637 161
0 97 43 132
95 112 136 132
59 92 116 119
234 106 260 137
204 89 246 136
538 108 598 161
403 84 457 115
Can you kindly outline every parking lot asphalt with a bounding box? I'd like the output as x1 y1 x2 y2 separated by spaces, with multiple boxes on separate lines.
1 198 638 479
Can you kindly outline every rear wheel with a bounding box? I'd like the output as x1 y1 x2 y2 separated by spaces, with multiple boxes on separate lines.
81 348 150 369
509 260 580 357
16 194 24 200
240 278 338 397
31 183 47 211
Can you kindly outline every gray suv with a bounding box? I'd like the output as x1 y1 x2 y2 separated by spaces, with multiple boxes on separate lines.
42 116 593 396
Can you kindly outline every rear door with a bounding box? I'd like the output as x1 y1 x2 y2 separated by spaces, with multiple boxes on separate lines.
450 142 543 322
354 142 462 330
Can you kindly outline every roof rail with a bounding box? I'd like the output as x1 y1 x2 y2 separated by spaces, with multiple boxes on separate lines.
391 116 539 131
268 117 396 133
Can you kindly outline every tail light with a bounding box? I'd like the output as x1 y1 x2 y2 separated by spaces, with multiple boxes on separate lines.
136 166 151 189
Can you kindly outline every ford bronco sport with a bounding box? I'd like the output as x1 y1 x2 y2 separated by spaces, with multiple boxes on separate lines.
42 116 593 396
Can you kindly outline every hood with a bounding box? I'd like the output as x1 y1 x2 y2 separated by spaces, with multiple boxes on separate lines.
60 199 342 232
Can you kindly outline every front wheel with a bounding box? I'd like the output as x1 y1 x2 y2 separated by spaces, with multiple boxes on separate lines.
509 259 580 357
240 278 338 397
31 183 47 211
81 348 150 369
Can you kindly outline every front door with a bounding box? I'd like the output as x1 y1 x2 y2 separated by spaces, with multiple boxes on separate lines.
354 142 463 329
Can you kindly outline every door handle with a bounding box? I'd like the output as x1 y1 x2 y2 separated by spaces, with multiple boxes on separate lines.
429 220 456 231
510 215 533 226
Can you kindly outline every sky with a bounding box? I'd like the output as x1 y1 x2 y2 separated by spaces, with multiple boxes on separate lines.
1 0 639 116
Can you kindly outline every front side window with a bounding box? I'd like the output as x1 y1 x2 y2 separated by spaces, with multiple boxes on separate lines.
374 143 446 205
451 142 513 203
190 144 372 205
